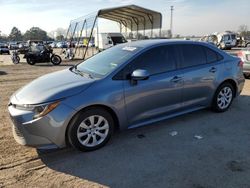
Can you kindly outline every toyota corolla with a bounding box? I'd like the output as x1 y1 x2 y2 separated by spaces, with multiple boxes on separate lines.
8 40 245 151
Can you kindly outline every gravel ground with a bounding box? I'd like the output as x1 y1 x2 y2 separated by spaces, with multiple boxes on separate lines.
1 50 250 188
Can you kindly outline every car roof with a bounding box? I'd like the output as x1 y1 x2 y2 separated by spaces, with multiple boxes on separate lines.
124 39 209 48
118 39 230 58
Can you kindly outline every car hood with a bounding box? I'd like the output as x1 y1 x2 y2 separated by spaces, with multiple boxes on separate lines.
12 69 95 104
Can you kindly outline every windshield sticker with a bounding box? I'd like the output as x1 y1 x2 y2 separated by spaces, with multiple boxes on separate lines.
122 46 137 51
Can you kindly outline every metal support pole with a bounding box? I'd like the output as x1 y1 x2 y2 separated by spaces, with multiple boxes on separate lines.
75 20 86 55
147 14 153 38
83 15 98 60
132 17 139 39
71 23 78 41
170 6 174 38
96 18 99 53
65 23 71 41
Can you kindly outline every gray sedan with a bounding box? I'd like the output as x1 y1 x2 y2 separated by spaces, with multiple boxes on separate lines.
8 40 245 151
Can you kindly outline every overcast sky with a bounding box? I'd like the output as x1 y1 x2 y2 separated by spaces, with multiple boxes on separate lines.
0 0 249 36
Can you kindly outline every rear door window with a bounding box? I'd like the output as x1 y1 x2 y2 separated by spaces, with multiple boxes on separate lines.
203 46 223 63
179 44 206 68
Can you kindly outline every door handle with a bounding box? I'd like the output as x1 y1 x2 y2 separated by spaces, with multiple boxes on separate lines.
171 76 182 83
209 67 217 73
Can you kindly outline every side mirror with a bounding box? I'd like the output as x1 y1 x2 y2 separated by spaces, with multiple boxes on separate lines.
108 40 113 44
131 69 150 81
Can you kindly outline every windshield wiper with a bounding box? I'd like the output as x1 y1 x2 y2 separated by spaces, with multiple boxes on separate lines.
70 66 93 79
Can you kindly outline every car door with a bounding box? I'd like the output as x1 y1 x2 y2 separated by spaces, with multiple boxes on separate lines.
178 44 221 109
122 45 183 128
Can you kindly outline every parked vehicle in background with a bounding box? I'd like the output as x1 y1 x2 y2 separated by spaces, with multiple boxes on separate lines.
57 41 68 48
24 44 61 65
200 35 217 46
8 40 244 152
237 49 250 78
75 41 84 48
49 42 57 48
216 31 237 50
200 31 237 50
0 43 10 54
237 36 250 48
18 43 23 49
95 32 127 51
8 42 19 50
27 40 44 46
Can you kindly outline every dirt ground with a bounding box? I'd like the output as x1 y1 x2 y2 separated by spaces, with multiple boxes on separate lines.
1 50 250 188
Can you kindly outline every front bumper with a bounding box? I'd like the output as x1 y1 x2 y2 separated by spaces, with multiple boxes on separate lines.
8 102 76 148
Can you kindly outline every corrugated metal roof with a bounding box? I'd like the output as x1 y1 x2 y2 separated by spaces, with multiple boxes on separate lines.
98 5 162 31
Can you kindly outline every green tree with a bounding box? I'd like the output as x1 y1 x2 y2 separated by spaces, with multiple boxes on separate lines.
23 27 49 41
8 27 23 41
238 25 250 37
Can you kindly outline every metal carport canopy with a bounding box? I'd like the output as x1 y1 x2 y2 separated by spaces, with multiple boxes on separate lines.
97 4 162 32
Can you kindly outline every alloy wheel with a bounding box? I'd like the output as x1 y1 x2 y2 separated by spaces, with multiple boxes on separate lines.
217 86 233 110
77 115 109 147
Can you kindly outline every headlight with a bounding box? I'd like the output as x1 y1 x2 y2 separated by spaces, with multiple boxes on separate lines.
13 101 60 119
33 101 60 119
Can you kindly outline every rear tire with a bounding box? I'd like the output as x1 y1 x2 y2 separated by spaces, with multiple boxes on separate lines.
51 55 62 65
67 108 114 152
211 82 235 112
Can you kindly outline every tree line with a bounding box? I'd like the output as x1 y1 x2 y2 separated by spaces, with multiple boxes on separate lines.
0 26 53 42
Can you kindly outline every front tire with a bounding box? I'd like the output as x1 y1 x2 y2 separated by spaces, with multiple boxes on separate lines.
67 108 114 152
212 82 235 112
26 57 35 65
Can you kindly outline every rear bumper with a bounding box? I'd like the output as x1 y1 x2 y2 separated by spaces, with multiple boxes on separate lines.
243 63 250 74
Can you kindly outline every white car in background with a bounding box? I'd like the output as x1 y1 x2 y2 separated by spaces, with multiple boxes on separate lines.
216 32 237 50
95 33 127 51
238 49 250 78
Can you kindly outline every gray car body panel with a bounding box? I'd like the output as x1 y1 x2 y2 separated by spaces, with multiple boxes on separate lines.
8 39 245 148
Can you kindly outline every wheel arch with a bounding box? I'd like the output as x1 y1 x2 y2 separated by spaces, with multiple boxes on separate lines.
65 104 120 146
217 79 238 98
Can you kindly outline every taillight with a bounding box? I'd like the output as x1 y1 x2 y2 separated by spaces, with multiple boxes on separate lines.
237 51 245 61
237 51 243 57
238 60 244 68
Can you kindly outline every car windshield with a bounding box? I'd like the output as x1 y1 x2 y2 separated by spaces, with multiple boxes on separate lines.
76 45 141 78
